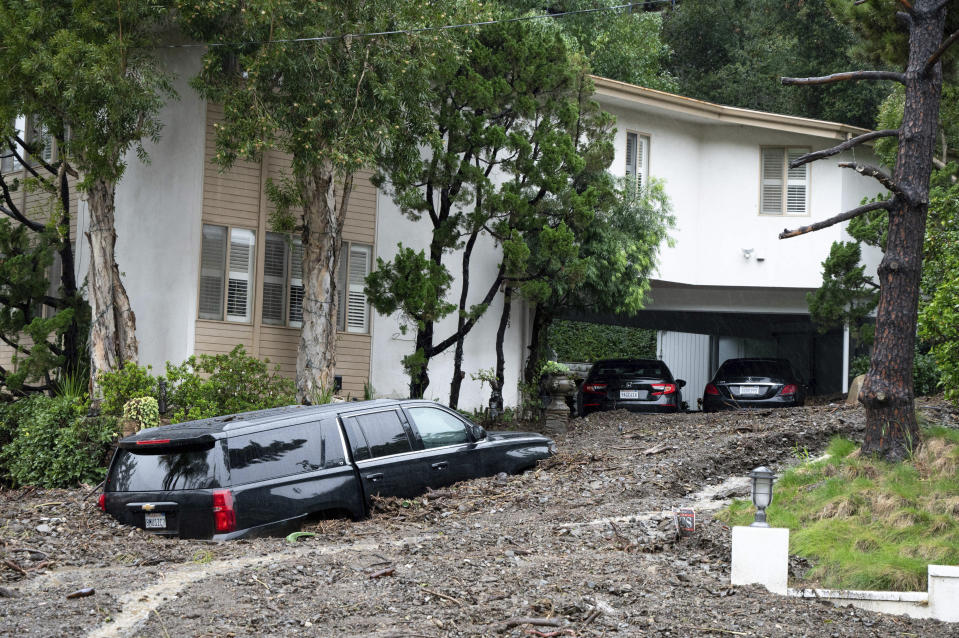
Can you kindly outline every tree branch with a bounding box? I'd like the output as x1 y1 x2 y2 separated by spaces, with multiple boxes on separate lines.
790 130 899 168
781 71 905 86
837 162 906 200
925 29 959 75
427 266 505 356
779 200 893 240
0 176 45 232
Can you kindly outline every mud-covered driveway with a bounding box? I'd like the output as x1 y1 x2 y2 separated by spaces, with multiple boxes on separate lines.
3 400 959 637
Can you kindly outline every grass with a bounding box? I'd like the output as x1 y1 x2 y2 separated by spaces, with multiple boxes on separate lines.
716 427 959 591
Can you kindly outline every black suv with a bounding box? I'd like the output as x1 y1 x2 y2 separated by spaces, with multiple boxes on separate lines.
99 400 555 539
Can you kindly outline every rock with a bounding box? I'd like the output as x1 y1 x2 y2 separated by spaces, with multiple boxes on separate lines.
35 524 53 533
846 374 866 405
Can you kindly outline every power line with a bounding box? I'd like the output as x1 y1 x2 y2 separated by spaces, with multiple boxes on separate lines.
155 1 676 49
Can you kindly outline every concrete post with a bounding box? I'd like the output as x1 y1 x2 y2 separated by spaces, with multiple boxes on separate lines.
730 526 790 595
928 565 959 622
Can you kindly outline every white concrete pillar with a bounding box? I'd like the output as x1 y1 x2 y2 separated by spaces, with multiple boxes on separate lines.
928 564 959 622
730 526 790 595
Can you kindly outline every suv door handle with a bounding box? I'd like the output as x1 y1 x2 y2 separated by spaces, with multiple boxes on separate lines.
364 473 384 483
431 462 449 470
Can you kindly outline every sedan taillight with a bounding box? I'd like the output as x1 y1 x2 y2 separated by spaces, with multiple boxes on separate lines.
780 384 798 396
651 383 677 396
705 384 719 395
583 383 607 393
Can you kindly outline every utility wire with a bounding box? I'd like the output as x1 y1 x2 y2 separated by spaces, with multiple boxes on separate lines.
153 1 675 49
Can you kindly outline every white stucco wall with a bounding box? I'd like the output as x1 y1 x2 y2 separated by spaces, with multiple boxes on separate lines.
370 188 528 411
110 48 206 371
600 100 886 293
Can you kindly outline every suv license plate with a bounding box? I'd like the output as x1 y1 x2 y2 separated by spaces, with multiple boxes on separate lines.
144 512 166 529
620 390 640 399
741 386 760 396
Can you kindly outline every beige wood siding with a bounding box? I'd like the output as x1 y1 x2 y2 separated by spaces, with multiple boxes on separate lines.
195 102 375 395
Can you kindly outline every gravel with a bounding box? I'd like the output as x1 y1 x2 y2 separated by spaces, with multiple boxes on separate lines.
2 398 959 637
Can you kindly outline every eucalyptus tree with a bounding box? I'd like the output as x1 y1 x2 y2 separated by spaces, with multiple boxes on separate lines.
780 0 958 460
367 15 615 405
0 0 175 396
178 0 470 402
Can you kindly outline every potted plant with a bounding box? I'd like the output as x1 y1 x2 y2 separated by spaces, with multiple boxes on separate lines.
540 361 573 434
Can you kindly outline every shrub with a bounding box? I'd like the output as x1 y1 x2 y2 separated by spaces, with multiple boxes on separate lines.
548 320 656 362
122 396 160 431
99 361 159 416
0 395 117 487
165 345 296 422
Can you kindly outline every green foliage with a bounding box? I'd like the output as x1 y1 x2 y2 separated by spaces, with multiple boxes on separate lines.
308 385 336 406
0 395 117 487
366 246 456 331
164 345 296 423
98 362 159 417
538 360 570 378
507 0 676 90
363 380 376 401
548 320 656 363
122 396 159 431
806 241 878 344
663 0 888 128
718 429 959 591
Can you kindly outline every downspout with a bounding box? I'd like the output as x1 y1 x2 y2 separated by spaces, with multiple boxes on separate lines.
842 323 850 394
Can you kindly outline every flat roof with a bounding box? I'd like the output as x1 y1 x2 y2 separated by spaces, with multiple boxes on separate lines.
591 76 871 141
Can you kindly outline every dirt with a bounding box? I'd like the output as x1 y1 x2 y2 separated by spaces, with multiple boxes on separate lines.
2 398 959 637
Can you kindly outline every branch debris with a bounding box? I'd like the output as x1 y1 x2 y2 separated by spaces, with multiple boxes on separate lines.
790 130 899 169
781 70 905 86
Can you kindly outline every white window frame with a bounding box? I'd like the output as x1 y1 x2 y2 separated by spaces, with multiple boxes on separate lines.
336 242 372 334
625 131 650 192
262 231 304 328
759 146 810 217
197 223 256 323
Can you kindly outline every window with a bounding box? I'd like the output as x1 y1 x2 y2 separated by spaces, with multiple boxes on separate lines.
227 423 335 484
352 410 412 458
262 232 304 327
336 242 372 334
760 147 809 216
407 407 470 449
198 224 256 322
625 131 650 191
1 115 27 173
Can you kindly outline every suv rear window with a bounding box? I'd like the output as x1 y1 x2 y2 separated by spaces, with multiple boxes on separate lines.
718 360 790 378
107 443 223 491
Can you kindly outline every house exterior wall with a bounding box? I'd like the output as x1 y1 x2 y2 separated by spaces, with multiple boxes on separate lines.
370 186 528 409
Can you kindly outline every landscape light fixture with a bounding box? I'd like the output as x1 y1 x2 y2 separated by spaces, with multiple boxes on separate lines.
749 466 775 527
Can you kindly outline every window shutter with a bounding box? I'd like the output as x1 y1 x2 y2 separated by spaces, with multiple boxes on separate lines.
760 148 784 215
346 244 371 333
36 123 53 163
637 134 648 190
226 229 255 322
199 225 227 320
262 233 288 325
625 132 637 185
336 250 347 332
289 240 304 327
786 148 808 214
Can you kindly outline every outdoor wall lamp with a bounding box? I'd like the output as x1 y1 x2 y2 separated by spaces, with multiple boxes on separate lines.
749 466 776 527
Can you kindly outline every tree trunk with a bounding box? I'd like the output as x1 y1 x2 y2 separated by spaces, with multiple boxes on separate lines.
295 161 352 403
523 305 553 385
87 177 138 398
491 284 512 410
448 228 481 409
56 165 81 377
860 3 945 461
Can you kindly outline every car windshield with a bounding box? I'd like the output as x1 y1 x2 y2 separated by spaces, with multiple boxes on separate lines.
592 362 667 378
719 360 790 378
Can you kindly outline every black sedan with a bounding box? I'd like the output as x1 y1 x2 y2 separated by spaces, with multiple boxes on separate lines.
702 358 805 412
576 358 685 416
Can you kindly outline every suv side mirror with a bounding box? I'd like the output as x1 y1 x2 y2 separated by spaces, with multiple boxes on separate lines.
676 379 687 388
471 424 487 440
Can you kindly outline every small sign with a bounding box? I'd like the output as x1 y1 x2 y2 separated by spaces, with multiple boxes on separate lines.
676 508 696 536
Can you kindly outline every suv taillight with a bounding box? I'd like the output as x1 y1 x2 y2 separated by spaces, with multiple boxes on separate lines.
213 489 236 533
705 384 719 395
780 384 798 396
583 383 607 393
651 383 677 396
97 493 106 512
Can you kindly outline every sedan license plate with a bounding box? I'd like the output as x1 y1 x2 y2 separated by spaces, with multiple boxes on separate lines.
620 390 643 400
740 386 761 396
144 512 166 529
